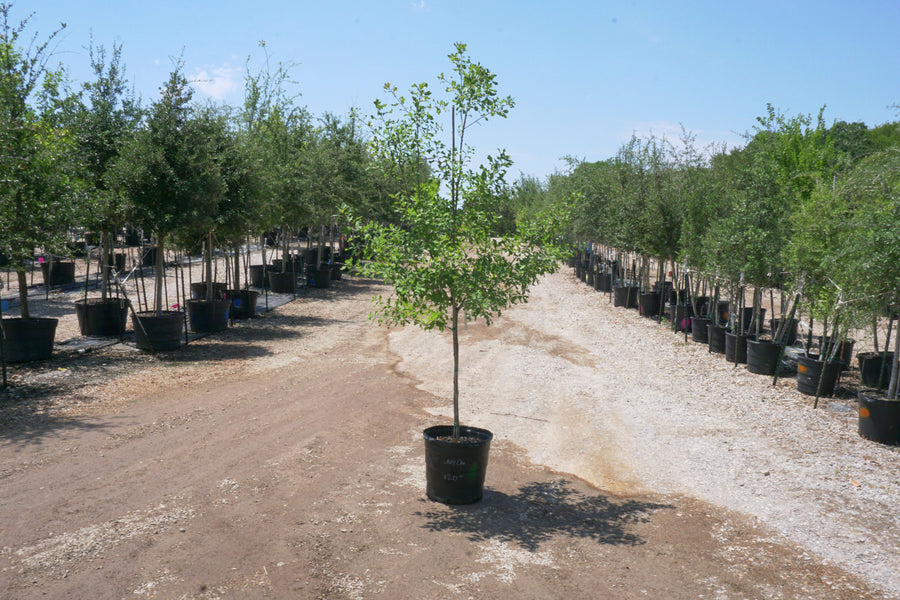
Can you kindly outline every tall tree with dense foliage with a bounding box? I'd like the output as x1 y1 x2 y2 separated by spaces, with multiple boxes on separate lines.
71 41 142 299
0 5 79 319
110 64 224 313
838 148 900 397
351 44 565 440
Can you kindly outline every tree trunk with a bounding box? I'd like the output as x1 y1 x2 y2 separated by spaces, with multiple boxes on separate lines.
452 302 460 441
232 242 242 289
205 232 214 302
101 229 111 301
889 316 900 400
17 268 28 320
154 233 166 316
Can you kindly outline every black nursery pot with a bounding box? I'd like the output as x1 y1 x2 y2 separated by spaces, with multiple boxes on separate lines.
668 288 688 306
746 338 781 375
741 307 767 335
638 292 662 318
690 316 710 344
190 281 227 300
75 298 128 337
272 257 303 273
187 299 230 333
423 425 492 505
613 285 639 308
708 324 727 354
669 304 693 332
820 337 855 367
226 289 260 320
857 352 894 389
594 272 612 293
132 311 183 351
770 318 799 346
268 271 296 294
40 260 76 287
331 262 344 281
858 391 900 445
796 355 841 397
308 267 332 289
0 317 58 362
250 265 269 288
140 246 158 267
725 330 748 364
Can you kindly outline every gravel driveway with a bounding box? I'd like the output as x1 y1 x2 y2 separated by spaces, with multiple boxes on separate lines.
0 268 898 599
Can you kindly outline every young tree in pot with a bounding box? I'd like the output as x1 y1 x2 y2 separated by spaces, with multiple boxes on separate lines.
0 7 80 362
305 113 371 284
838 148 900 443
627 134 679 321
259 98 313 293
217 123 265 319
70 41 142 336
234 50 296 295
674 133 730 333
351 44 565 504
174 105 247 332
703 107 830 375
699 191 780 370
110 63 224 350
784 181 861 400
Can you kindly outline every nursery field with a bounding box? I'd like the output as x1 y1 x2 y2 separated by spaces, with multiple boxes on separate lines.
1 268 898 599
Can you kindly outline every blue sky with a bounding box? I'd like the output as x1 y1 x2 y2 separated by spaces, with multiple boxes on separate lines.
28 0 900 180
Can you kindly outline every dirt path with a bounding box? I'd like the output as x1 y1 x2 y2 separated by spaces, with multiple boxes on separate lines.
0 273 895 599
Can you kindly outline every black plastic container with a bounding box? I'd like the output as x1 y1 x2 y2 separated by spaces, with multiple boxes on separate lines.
708 324 727 354
190 281 227 300
858 352 894 389
248 264 268 288
613 285 639 308
691 316 711 344
594 272 612 293
858 391 900 445
796 355 841 397
187 299 230 333
0 317 58 362
770 318 799 346
423 425 492 504
746 338 780 375
669 304 693 332
741 307 767 335
226 289 260 320
132 311 183 351
40 260 76 287
268 271 296 294
75 298 128 337
725 330 748 364
308 267 332 289
638 292 662 318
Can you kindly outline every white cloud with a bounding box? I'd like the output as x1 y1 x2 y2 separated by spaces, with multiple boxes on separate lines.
190 65 242 101
411 0 425 9
617 120 685 144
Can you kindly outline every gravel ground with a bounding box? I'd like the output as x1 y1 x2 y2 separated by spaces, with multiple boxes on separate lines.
390 267 900 597
2 260 899 598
